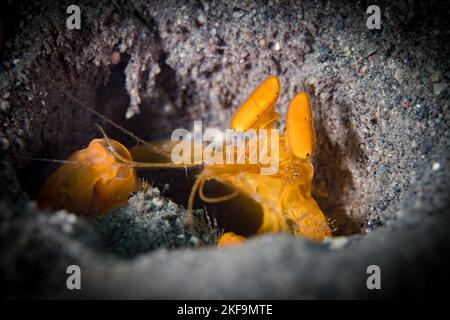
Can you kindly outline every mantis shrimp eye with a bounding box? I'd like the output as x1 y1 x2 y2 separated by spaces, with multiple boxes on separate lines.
231 76 281 131
285 92 315 160
37 138 139 216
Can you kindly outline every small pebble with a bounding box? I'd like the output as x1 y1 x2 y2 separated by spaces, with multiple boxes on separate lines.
190 236 200 246
233 11 245 19
402 99 409 108
111 51 121 65
432 162 441 171
343 46 351 57
0 137 10 148
326 236 349 250
152 198 163 208
415 50 424 59
366 45 377 57
0 100 10 111
431 71 441 82
63 224 74 234
197 14 207 25
420 76 430 85
433 82 447 95
394 68 404 83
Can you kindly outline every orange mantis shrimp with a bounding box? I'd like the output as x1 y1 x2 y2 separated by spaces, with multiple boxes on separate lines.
36 76 332 245
184 77 331 243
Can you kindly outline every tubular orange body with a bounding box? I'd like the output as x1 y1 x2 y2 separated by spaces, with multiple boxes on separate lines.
285 92 315 160
231 76 280 131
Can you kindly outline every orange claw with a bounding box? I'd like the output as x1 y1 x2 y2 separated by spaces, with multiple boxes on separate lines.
37 138 139 216
218 232 246 247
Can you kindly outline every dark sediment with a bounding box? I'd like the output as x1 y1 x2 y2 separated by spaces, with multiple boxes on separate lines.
0 0 449 298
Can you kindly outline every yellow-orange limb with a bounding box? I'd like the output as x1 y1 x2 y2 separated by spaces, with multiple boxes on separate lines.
283 184 331 240
217 232 246 247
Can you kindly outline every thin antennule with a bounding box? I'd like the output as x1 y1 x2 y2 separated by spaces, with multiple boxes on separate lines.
20 151 139 169
61 91 148 145
20 156 80 165
94 123 200 169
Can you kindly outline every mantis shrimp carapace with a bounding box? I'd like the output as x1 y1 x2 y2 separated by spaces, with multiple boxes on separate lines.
36 76 332 246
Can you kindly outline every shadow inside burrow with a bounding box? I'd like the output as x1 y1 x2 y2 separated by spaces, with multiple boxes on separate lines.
137 168 264 237
312 97 364 236
17 55 131 198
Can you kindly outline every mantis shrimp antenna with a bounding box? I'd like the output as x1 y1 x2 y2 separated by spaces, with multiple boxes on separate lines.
186 171 239 230
62 91 148 146
199 179 239 204
20 156 81 165
94 123 200 169
187 171 206 228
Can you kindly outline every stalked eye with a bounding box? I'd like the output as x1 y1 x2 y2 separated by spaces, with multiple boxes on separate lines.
231 76 281 131
284 92 315 160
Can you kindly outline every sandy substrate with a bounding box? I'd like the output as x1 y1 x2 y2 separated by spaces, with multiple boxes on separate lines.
0 0 449 298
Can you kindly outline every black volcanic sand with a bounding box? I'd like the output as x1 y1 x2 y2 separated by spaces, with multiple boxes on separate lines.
0 0 449 298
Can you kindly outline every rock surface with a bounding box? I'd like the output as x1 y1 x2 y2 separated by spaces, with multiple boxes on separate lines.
0 0 449 298
94 188 219 258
